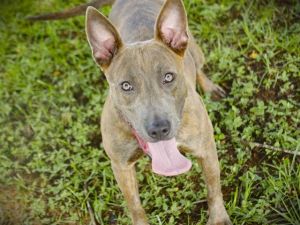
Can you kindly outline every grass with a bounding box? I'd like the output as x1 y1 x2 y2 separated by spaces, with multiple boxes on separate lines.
0 0 299 224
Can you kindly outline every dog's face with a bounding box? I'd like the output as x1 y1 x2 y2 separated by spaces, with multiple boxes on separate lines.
106 41 188 142
86 0 189 142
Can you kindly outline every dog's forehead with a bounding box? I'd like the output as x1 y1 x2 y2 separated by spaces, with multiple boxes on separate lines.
107 40 181 80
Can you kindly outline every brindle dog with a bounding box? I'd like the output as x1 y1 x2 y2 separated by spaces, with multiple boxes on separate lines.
30 0 231 224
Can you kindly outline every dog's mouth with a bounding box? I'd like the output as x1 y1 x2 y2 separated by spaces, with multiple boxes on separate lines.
132 129 192 176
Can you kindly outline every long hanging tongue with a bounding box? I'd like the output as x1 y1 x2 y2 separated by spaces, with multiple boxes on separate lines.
133 130 192 176
147 138 192 176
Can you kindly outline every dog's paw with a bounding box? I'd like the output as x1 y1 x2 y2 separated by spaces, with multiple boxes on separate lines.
210 84 226 100
206 216 232 225
204 83 226 101
132 217 150 225
200 78 226 100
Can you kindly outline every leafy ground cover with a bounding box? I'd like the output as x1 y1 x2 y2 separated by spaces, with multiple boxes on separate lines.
0 0 299 224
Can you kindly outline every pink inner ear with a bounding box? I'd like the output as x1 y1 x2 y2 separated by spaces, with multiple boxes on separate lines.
93 38 116 63
161 27 188 50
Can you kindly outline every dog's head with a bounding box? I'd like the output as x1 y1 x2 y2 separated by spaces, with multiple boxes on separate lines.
86 0 189 143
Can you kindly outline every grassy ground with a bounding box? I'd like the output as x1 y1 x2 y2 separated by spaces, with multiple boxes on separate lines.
0 0 299 224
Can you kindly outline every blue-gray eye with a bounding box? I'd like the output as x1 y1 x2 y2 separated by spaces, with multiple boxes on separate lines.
121 81 133 91
163 73 174 83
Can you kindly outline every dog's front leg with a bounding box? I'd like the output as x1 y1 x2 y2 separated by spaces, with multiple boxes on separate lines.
197 143 232 225
111 162 149 225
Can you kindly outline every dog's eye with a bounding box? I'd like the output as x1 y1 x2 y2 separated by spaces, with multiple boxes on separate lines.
121 81 133 91
163 73 175 84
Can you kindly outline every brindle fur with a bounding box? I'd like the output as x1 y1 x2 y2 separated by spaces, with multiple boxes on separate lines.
41 0 232 224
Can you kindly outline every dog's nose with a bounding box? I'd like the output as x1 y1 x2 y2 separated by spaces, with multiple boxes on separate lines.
146 119 171 140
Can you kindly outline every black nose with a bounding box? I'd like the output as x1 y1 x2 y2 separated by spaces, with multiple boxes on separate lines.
146 119 171 140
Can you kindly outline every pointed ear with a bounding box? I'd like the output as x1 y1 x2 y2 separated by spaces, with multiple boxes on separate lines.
85 6 123 68
155 0 189 56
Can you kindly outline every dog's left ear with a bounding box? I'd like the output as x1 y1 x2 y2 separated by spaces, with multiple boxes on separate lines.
155 0 188 56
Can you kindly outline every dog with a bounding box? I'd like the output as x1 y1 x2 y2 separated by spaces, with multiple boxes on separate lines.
29 0 231 224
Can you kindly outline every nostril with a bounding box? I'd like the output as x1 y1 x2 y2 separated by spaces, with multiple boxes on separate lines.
151 131 157 137
162 128 169 134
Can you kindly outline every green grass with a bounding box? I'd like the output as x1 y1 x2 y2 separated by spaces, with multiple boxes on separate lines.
0 0 299 224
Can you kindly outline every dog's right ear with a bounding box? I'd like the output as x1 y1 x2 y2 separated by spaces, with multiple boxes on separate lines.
86 7 123 69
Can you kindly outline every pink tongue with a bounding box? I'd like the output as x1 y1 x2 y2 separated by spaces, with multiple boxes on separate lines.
146 138 192 176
